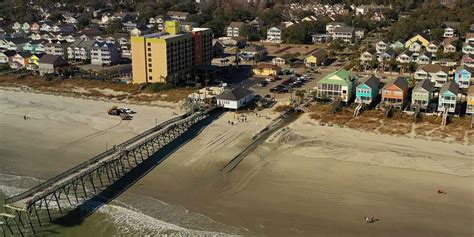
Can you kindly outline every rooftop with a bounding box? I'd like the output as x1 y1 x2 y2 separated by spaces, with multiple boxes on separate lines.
414 79 434 92
359 75 380 89
417 64 449 74
216 87 253 101
440 81 459 95
384 77 409 90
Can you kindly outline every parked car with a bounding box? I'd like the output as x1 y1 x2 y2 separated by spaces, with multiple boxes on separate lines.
278 86 289 93
259 81 269 87
270 85 284 93
282 78 294 85
266 77 277 82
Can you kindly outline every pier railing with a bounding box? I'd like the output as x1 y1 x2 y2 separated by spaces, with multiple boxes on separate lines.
4 113 190 204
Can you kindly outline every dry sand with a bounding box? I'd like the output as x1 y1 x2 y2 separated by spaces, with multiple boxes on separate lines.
130 113 474 236
0 89 180 178
1 90 473 236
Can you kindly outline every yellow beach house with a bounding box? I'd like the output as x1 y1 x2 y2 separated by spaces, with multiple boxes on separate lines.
405 34 430 48
26 53 43 71
252 63 281 77
304 49 328 68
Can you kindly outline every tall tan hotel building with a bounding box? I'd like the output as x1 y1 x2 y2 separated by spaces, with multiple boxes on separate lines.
131 21 212 84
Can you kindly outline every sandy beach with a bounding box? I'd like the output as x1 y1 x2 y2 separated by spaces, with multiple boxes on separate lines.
0 89 180 177
128 112 474 236
1 90 473 236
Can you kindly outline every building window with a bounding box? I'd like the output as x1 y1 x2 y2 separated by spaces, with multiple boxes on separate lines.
147 42 151 46
149 76 152 80
148 53 151 57
147 48 151 52
148 63 152 67
148 58 152 62
149 69 152 72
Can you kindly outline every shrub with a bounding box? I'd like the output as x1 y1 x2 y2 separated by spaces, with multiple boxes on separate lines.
145 83 175 92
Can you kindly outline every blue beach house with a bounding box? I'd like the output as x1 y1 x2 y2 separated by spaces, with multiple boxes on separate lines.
454 65 473 89
355 75 380 104
438 81 460 113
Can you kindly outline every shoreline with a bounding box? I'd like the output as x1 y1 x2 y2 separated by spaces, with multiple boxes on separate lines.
1 90 473 236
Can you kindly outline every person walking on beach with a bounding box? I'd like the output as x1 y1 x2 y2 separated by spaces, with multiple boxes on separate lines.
24 115 27 120
364 216 369 223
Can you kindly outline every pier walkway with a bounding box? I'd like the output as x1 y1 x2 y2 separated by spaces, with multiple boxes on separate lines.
0 107 215 236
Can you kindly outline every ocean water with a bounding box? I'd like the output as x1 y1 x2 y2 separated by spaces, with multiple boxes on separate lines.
0 173 239 237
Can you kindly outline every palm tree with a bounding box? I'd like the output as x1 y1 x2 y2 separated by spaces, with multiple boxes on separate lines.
295 89 306 105
381 58 388 72
234 48 241 67
388 58 397 75
369 59 378 72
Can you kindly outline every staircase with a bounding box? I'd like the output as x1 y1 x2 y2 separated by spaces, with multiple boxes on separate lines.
413 107 421 122
442 108 449 126
384 105 393 118
354 103 363 117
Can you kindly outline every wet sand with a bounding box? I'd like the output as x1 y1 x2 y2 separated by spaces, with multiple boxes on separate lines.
1 90 473 236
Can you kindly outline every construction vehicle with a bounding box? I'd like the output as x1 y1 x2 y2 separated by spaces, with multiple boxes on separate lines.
120 113 133 120
108 106 133 120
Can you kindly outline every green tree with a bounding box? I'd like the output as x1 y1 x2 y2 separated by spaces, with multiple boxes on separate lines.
431 28 444 41
258 5 285 27
105 20 123 34
241 24 261 41
329 39 345 52
76 16 90 30
282 21 321 44
295 89 306 104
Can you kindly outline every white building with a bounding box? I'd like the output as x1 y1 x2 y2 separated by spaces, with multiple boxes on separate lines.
216 87 254 110
226 22 245 37
414 64 450 88
90 42 120 65
332 27 355 44
272 57 286 66
326 22 346 35
266 26 284 43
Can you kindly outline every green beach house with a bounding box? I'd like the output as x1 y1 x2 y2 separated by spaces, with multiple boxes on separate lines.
316 69 358 103
411 79 434 111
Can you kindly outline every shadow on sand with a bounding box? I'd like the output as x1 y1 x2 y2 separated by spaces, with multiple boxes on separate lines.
51 111 223 228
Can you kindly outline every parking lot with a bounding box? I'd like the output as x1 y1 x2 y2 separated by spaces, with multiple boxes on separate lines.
248 70 326 104
211 52 352 105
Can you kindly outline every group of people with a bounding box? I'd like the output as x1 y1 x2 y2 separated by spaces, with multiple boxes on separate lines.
228 115 249 125
364 216 376 224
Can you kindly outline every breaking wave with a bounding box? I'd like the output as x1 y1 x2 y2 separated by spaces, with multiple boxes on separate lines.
0 173 238 236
